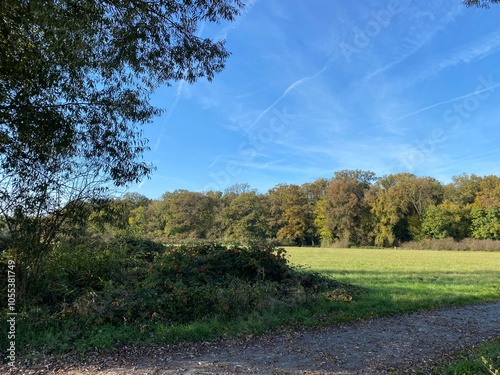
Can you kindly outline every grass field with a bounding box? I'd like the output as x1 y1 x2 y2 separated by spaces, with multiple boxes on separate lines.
285 247 500 321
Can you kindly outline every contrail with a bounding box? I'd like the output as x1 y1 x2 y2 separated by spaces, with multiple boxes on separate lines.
207 153 224 168
392 83 500 123
153 80 185 151
244 59 332 134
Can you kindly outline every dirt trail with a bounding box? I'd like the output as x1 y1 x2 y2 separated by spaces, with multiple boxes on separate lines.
7 301 500 375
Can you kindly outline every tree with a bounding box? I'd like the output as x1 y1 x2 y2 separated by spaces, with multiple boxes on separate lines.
422 201 470 240
162 190 216 240
89 192 150 232
406 178 443 220
444 173 482 207
224 183 252 196
218 190 269 243
470 206 500 239
0 0 244 296
368 173 443 246
476 175 500 209
319 170 375 246
463 0 500 8
302 178 329 245
368 175 405 247
267 184 311 245
0 157 113 296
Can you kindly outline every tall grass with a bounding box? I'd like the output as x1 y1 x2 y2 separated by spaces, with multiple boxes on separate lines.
401 238 500 251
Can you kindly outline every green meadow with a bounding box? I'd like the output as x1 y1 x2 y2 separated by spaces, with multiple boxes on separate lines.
285 247 500 320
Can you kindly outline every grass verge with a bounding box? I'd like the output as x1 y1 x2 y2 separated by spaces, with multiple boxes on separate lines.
400 338 500 374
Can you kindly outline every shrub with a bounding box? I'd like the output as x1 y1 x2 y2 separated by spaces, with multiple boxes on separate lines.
74 243 342 325
9 240 356 355
322 237 351 248
109 234 166 262
401 237 500 251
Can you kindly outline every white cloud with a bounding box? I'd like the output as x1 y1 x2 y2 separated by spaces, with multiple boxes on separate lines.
391 30 500 91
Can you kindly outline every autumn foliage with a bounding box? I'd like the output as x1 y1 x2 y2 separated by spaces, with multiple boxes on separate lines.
89 172 500 248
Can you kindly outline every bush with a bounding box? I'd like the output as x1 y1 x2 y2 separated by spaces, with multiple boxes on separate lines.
401 237 500 251
321 237 351 248
6 239 357 355
75 243 342 324
109 234 166 262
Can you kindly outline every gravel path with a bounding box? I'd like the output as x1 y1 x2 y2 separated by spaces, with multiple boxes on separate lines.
6 301 500 375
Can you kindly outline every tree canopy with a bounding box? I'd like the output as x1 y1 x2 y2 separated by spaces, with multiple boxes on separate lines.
0 0 244 295
463 0 500 7
90 172 500 248
1 0 243 188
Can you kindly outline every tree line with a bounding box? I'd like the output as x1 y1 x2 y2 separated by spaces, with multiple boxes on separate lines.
89 171 500 247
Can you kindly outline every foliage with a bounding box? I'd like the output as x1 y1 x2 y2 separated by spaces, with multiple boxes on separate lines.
301 178 329 246
471 206 500 240
368 173 443 246
316 170 375 246
2 240 354 355
79 242 342 324
463 0 500 8
0 0 244 297
161 190 216 240
401 237 500 251
217 190 269 243
477 175 500 209
422 201 470 240
82 171 500 249
444 173 482 206
267 184 314 245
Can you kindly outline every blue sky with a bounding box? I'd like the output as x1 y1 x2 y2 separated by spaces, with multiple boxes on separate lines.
134 0 500 199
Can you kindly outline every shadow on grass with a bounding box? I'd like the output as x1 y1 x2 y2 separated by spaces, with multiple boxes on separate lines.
306 268 500 323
